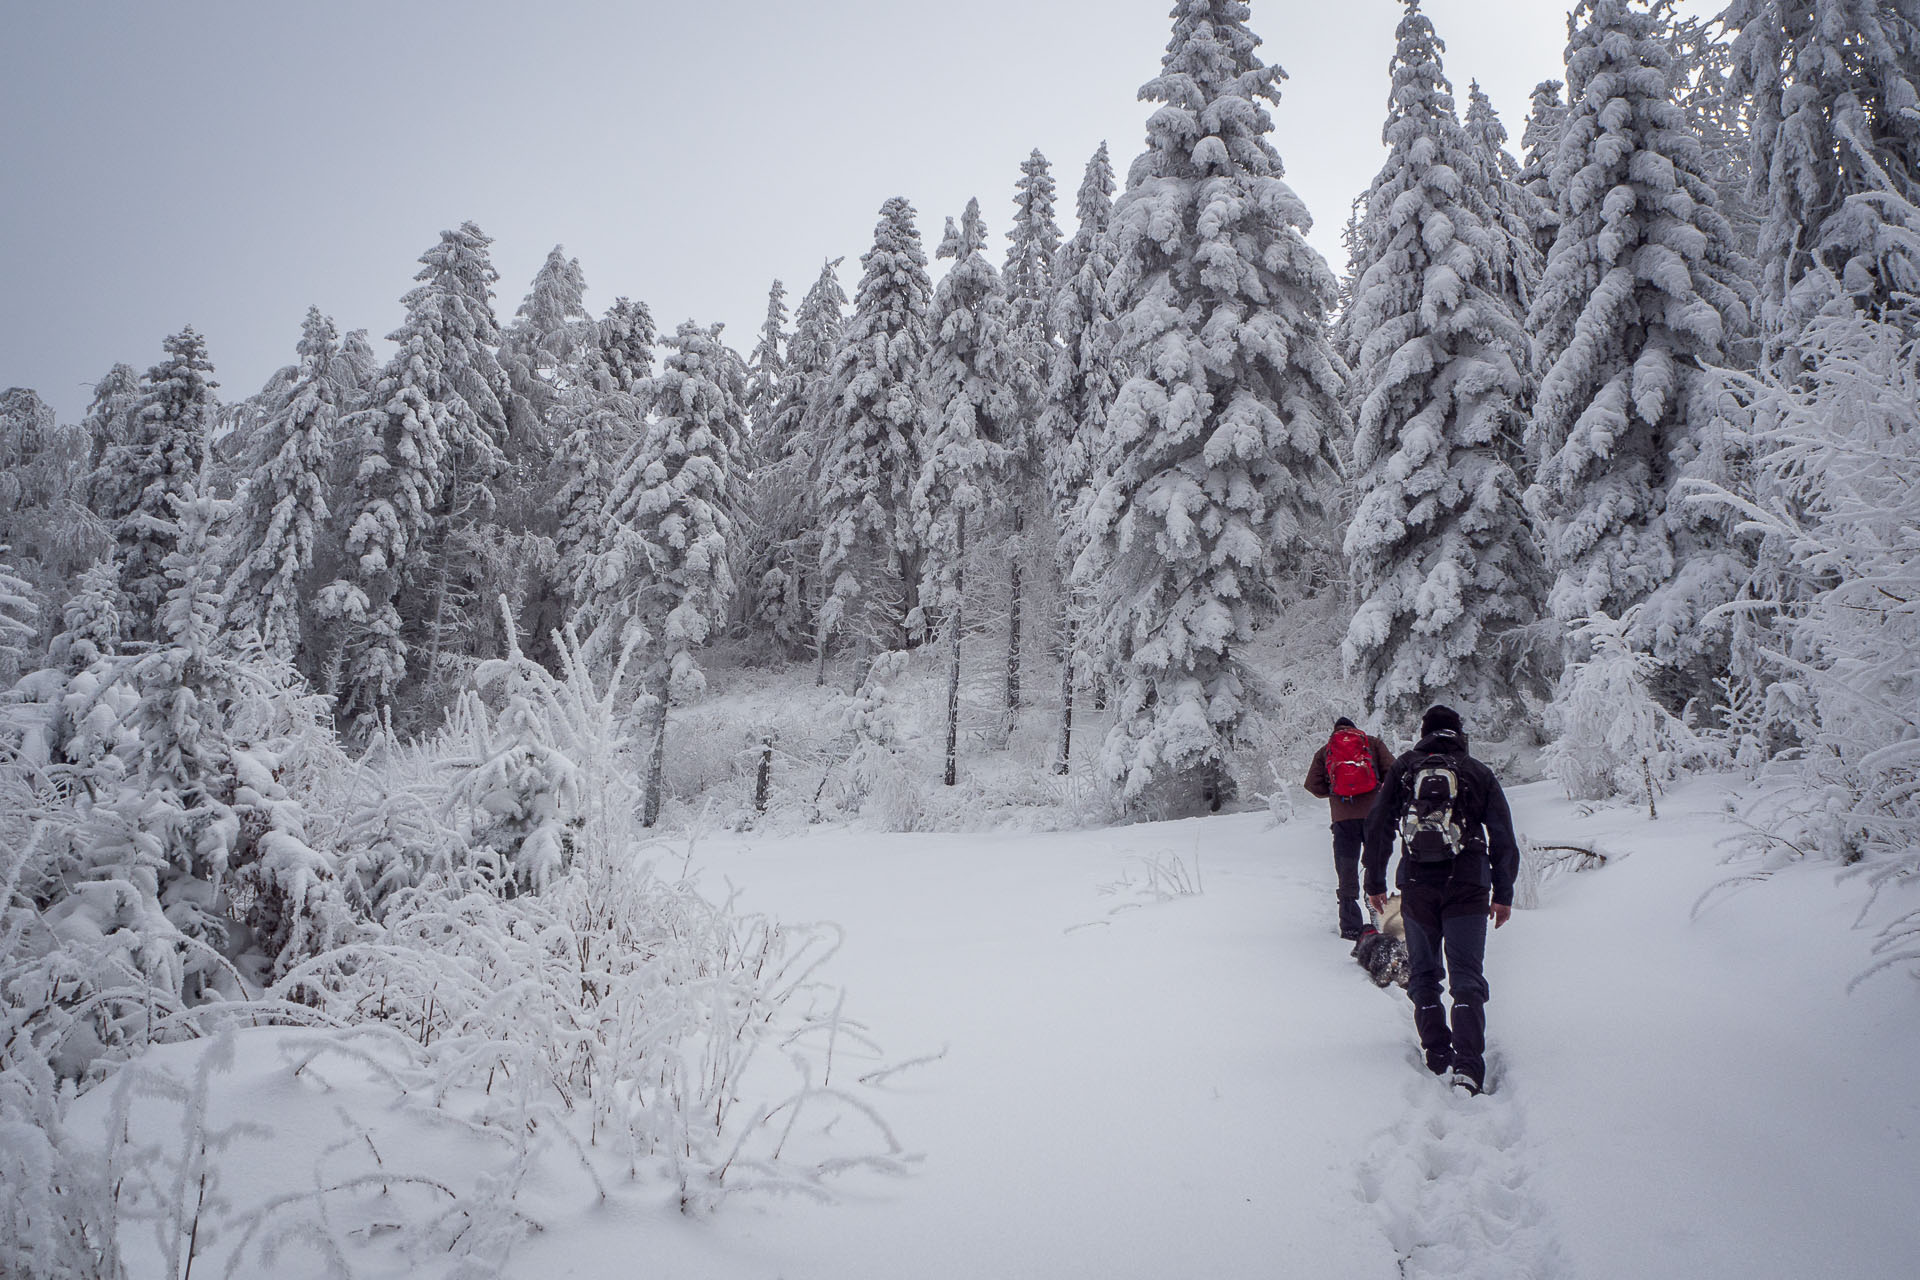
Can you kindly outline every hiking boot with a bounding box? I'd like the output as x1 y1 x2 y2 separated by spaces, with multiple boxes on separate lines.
1449 1069 1483 1096
1414 1002 1451 1074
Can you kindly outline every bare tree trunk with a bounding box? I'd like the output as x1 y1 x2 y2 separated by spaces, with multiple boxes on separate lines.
1642 755 1658 821
642 670 669 828
1006 503 1023 725
425 452 462 682
945 522 965 787
1055 612 1075 776
754 734 774 813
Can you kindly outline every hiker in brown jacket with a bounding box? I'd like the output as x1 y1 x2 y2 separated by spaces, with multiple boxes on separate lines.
1304 717 1397 940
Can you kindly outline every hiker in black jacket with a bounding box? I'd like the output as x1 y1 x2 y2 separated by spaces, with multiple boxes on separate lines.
1363 704 1519 1095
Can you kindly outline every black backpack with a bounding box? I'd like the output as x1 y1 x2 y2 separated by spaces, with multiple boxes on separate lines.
1398 755 1467 863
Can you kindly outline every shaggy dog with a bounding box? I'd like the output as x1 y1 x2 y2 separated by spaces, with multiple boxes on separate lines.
1352 894 1410 988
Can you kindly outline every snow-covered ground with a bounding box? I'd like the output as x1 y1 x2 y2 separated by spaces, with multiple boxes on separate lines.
80 776 1920 1278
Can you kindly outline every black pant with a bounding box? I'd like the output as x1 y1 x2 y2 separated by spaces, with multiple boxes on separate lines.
1332 819 1365 938
1402 877 1491 1080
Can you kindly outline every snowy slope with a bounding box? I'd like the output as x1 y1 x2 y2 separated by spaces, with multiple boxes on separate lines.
77 776 1920 1279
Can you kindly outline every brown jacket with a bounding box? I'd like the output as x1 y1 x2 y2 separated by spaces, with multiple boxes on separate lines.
1304 733 1397 823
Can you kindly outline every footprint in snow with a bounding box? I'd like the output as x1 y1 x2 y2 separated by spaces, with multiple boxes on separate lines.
1356 1048 1565 1279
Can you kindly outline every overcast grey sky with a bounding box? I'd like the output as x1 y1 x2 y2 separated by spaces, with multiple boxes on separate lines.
1 0 1717 422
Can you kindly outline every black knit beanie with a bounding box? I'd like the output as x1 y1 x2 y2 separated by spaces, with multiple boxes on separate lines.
1420 704 1464 739
1334 716 1357 730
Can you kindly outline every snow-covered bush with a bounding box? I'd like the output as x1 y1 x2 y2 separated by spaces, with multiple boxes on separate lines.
1544 610 1712 812
1685 305 1920 936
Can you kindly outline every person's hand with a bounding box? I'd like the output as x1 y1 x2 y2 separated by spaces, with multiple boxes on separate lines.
1490 902 1511 929
1367 893 1389 915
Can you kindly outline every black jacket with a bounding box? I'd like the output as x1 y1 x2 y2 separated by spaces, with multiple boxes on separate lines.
1362 730 1521 907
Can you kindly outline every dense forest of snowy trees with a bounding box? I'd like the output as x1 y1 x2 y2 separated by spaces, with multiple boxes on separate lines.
5 0 1920 1267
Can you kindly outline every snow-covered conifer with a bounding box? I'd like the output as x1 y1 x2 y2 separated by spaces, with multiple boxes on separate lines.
592 322 742 824
117 328 219 643
1464 77 1545 315
80 362 143 523
1342 1 1547 729
752 261 846 656
550 299 656 636
1081 0 1347 804
0 545 36 685
1516 79 1569 260
1004 148 1063 411
503 244 590 454
744 279 788 466
1725 0 1920 334
1464 80 1518 181
999 150 1064 714
591 296 656 394
1527 0 1753 672
223 307 339 664
389 223 511 691
813 198 933 658
731 280 791 637
320 227 505 739
916 200 1018 783
1042 143 1122 771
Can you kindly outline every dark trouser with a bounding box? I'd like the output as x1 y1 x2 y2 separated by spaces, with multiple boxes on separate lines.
1402 878 1492 1081
1331 819 1365 938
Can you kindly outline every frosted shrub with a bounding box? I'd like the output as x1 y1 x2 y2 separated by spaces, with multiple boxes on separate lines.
1686 305 1920 975
282 843 912 1217
1544 610 1711 814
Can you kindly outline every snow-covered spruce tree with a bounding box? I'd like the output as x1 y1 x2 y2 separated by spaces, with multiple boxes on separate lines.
117 328 218 643
731 279 789 637
753 260 847 660
550 297 656 640
403 222 511 697
503 245 591 453
1526 0 1753 680
1517 79 1569 262
592 322 742 826
744 278 789 471
1080 0 1347 808
916 200 1019 785
813 198 933 663
1042 143 1123 773
1725 0 1920 337
0 545 36 686
0 388 91 638
222 307 339 668
1664 6 1759 261
1464 77 1546 318
319 242 462 741
1342 2 1547 731
1000 149 1065 717
502 248 597 672
80 363 143 526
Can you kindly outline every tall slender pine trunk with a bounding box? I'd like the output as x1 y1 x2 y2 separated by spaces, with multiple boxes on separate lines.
642 669 669 827
944 520 966 787
1006 502 1023 726
1055 611 1075 775
425 450 462 684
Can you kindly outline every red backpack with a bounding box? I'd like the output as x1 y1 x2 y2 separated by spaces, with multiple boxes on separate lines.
1326 727 1380 798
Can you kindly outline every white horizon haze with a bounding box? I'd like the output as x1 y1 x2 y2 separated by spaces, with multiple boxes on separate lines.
1 0 1718 422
